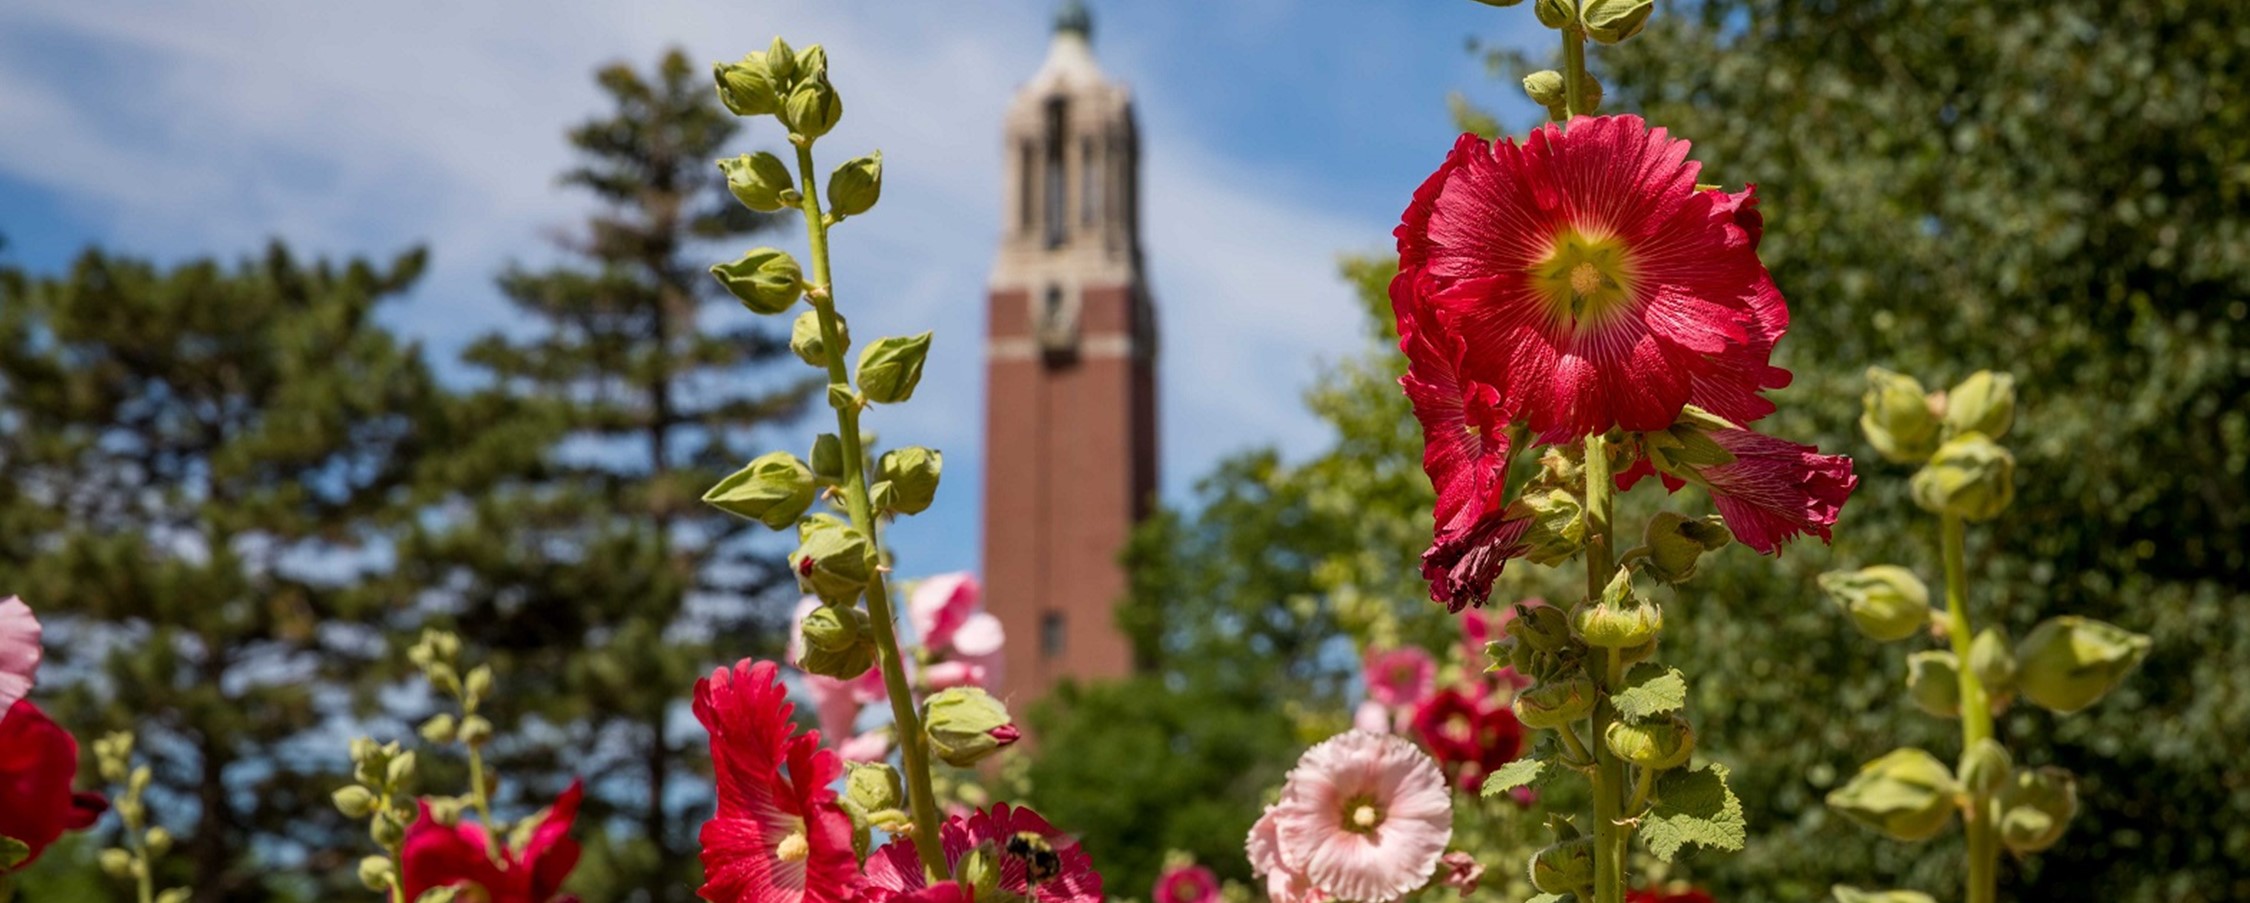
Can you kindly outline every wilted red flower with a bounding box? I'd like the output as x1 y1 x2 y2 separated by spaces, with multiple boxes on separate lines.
1153 863 1220 903
863 803 1103 903
1419 505 1534 613
400 781 583 903
693 659 861 903
0 700 108 871
1621 425 1856 554
1409 688 1526 793
1395 115 1792 442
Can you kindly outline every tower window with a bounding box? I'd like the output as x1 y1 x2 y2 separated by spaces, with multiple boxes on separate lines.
1041 610 1067 659
1081 136 1099 226
1043 97 1068 248
1018 140 1035 232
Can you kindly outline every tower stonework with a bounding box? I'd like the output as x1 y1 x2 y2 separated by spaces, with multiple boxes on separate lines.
981 6 1157 704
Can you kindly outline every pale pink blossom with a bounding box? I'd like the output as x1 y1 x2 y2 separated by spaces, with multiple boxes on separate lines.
0 596 40 722
837 731 892 763
1265 731 1452 903
1247 807 1328 903
1352 700 1392 734
908 573 980 652
920 660 987 692
1361 647 1436 711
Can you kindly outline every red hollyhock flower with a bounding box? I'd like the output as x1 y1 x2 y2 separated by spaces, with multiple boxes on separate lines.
1629 887 1716 903
1622 425 1857 554
400 780 584 903
863 803 1102 903
1153 864 1220 903
1393 272 1516 534
1409 688 1525 793
0 700 108 871
1395 116 1792 442
694 659 861 903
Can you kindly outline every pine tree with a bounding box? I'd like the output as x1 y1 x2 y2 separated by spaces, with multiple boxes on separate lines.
391 49 814 902
0 244 450 902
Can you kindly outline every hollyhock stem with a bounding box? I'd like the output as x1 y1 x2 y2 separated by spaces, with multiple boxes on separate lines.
1561 26 1589 120
792 143 952 881
1939 514 1998 903
1582 434 1627 903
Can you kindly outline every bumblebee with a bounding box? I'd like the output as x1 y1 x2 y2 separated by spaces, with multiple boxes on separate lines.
1004 830 1062 885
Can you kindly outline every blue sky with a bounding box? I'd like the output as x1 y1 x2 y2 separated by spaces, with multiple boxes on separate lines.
0 0 1543 577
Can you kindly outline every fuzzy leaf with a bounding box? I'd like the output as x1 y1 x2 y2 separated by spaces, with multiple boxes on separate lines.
1482 756 1548 797
1639 761 1746 861
1613 662 1688 720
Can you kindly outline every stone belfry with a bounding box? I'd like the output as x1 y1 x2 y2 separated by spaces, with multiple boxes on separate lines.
981 0 1158 703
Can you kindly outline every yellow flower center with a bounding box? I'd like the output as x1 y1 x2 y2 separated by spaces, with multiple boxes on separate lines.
776 831 810 863
1531 230 1638 333
1352 804 1381 829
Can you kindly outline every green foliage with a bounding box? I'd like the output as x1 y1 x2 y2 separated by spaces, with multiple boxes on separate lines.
1461 1 2250 897
0 243 449 902
385 49 814 902
1640 762 1748 862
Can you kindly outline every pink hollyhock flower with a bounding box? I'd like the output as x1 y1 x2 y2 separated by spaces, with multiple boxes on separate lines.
1352 700 1392 734
1 596 40 721
837 731 892 763
0 701 108 871
863 803 1102 903
1409 688 1526 793
1245 809 1327 903
890 882 973 903
909 572 980 652
1395 116 1792 442
1153 864 1221 903
1361 646 1437 710
1436 851 1485 896
693 660 861 903
1263 731 1453 903
1622 426 1857 554
401 781 583 903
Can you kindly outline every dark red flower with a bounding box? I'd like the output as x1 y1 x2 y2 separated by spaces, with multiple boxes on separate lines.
1419 505 1533 613
1624 425 1856 554
1395 116 1791 442
863 803 1102 903
1409 688 1525 793
0 700 106 872
401 781 583 903
1629 887 1716 903
1394 271 1517 534
694 659 861 903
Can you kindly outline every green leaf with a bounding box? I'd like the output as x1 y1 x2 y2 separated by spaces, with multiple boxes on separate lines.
1831 886 1937 903
1482 756 1548 797
0 835 28 870
1639 761 1746 861
1526 894 1572 903
1613 662 1687 720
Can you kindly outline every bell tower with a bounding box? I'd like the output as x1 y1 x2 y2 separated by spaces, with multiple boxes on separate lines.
981 0 1158 703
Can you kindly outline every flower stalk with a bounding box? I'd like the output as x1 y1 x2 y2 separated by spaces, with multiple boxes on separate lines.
1582 433 1626 903
1938 514 1997 903
789 141 950 880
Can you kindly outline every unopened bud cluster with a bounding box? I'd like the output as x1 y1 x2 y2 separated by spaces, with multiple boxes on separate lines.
92 731 193 903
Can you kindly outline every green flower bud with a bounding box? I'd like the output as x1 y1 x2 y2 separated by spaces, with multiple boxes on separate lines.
457 715 493 747
370 812 406 849
332 785 377 819
1642 511 1731 584
714 55 781 117
764 37 799 87
957 843 1005 900
719 152 797 213
418 713 458 745
1513 675 1597 729
1616 636 1659 666
386 751 417 787
1505 604 1573 654
784 75 843 140
1817 566 1931 643
800 604 866 654
1968 627 2016 704
1604 714 1696 770
1996 766 2077 854
1518 488 1586 565
357 855 395 892
1860 367 1941 463
826 151 883 219
856 332 933 404
704 451 817 530
1523 70 1566 108
99 848 134 879
711 247 805 315
924 687 1022 767
790 520 875 603
810 433 846 486
1528 838 1594 895
1942 370 2015 441
845 762 904 813
1825 748 1961 842
876 446 943 515
1905 650 1961 719
799 639 875 681
2014 616 2150 714
1534 0 1576 28
143 828 172 856
1911 433 2015 522
1582 0 1655 42
1572 567 1662 649
791 310 847 368
464 665 492 701
795 43 829 80
1581 73 1605 113
1957 738 2012 798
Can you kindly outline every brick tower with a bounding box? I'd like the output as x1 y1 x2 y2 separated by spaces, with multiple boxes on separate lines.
981 1 1157 703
